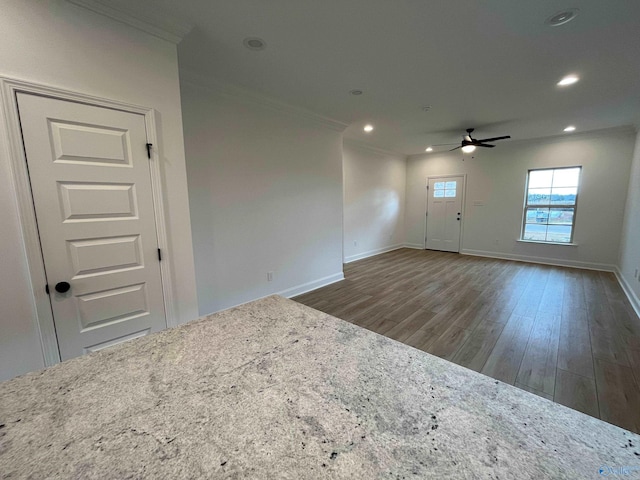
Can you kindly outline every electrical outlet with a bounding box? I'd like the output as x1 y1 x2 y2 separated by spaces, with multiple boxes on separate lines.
267 271 274 282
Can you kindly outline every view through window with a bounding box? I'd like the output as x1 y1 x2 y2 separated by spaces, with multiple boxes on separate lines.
522 167 581 243
433 180 457 198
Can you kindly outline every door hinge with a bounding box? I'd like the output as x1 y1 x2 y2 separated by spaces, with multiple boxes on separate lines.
45 284 50 295
146 143 153 159
158 248 162 261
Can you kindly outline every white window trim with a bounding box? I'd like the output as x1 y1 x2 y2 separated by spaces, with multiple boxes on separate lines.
516 239 578 246
521 166 581 245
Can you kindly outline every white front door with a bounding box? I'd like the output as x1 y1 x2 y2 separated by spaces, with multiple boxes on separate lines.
17 93 167 360
426 176 464 252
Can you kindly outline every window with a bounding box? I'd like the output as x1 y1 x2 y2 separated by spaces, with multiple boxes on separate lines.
433 181 457 198
521 167 581 244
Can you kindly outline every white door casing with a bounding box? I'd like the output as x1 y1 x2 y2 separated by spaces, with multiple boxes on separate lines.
17 92 167 360
425 175 465 253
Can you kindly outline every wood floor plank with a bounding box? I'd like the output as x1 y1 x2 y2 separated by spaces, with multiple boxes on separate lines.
562 272 586 312
587 302 618 337
481 314 536 384
627 348 640 386
599 271 627 302
591 331 631 367
453 292 501 330
557 308 593 378
554 369 599 418
511 267 548 317
385 309 436 343
516 312 561 395
451 320 505 372
611 300 640 337
537 270 565 316
515 382 553 401
404 312 455 352
594 359 640 432
362 317 399 337
423 325 472 361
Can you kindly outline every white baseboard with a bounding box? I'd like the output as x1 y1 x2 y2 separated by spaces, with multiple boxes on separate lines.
460 249 616 272
614 267 640 319
403 243 424 250
278 272 345 298
344 244 405 264
203 272 345 317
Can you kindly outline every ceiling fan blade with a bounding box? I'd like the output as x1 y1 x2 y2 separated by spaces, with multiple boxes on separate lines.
476 135 511 143
449 146 462 151
476 143 495 148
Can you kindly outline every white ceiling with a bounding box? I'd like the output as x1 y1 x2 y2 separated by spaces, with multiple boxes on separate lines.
93 0 640 155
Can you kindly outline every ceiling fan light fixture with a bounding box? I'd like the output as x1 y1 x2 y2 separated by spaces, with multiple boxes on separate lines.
462 145 476 153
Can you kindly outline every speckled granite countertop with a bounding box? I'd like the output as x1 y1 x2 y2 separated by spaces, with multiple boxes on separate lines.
1 296 639 479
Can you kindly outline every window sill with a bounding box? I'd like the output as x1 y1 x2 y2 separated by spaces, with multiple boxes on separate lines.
517 239 578 247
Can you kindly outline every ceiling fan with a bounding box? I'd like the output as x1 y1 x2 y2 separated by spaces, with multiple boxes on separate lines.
433 128 511 153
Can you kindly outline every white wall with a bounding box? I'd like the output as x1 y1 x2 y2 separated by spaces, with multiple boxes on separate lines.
181 80 344 315
0 0 198 381
618 130 640 312
343 142 406 262
406 128 636 269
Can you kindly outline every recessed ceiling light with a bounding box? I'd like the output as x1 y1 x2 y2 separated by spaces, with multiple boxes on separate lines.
349 90 363 96
545 9 579 27
422 106 432 112
364 124 374 133
426 147 433 152
564 125 576 132
462 145 476 153
557 75 579 86
243 37 266 50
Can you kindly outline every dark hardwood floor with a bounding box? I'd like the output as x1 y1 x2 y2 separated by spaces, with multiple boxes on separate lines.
293 248 640 434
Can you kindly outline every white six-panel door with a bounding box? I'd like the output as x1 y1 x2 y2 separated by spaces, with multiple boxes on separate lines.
426 176 464 252
17 93 166 360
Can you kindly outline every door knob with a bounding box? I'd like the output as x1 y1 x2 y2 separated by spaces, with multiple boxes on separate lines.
55 281 71 293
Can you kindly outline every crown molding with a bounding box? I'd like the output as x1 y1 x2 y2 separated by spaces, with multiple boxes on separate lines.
180 69 349 133
343 138 406 158
66 0 192 44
